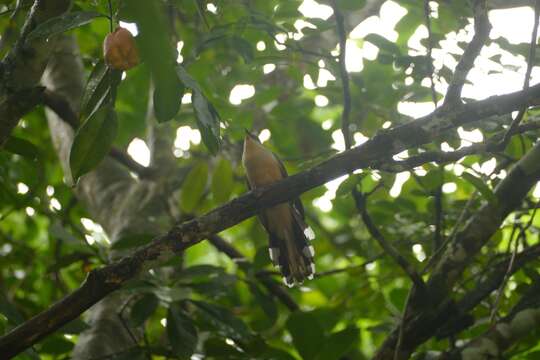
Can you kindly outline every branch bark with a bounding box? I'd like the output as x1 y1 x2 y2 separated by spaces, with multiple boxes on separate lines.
443 0 491 107
440 279 540 359
435 243 540 340
374 141 540 359
0 0 71 146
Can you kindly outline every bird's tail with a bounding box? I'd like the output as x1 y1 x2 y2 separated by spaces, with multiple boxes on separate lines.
268 208 315 287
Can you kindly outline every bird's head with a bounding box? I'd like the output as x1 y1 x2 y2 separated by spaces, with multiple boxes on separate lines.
244 129 260 144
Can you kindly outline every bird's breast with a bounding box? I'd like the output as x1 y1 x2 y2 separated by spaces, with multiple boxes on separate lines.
243 150 284 188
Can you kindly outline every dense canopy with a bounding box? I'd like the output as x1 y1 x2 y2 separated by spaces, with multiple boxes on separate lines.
2 0 540 359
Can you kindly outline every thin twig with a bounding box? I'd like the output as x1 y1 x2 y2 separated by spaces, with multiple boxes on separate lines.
107 0 113 32
353 190 426 292
194 0 210 30
376 120 540 172
489 228 519 323
443 0 491 106
270 33 337 60
500 0 540 145
331 0 353 150
423 193 477 274
490 202 540 322
424 0 444 251
423 0 438 107
316 253 384 277
394 289 413 360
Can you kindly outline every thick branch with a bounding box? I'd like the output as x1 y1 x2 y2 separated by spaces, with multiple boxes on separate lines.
440 279 540 359
377 120 540 172
443 0 491 107
374 141 540 359
2 81 540 357
0 86 45 146
0 0 71 146
436 243 540 339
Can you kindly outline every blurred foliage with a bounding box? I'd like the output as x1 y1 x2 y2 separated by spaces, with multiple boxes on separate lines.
1 0 540 359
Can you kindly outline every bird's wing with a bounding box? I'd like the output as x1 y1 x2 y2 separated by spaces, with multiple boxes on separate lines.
246 178 271 231
274 152 305 219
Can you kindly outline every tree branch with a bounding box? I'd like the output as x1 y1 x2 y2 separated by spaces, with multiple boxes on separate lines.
440 278 540 359
353 190 426 291
435 243 540 339
0 86 45 146
374 141 540 359
377 119 540 172
3 81 540 357
331 0 353 149
424 0 444 251
500 0 540 145
443 0 491 107
0 0 71 146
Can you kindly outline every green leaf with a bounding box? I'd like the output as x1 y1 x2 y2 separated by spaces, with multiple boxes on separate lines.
181 265 227 279
50 221 80 244
232 36 254 63
421 168 444 192
211 159 234 203
190 300 251 340
389 287 408 311
193 92 221 154
47 252 91 273
204 337 244 357
153 79 184 122
336 174 361 197
167 305 197 359
364 33 401 55
176 66 221 154
180 163 208 212
316 327 359 360
58 319 90 334
111 234 154 251
248 282 278 327
124 1 183 123
3 136 39 160
27 11 104 41
175 66 202 92
360 173 379 194
462 172 498 205
81 60 113 118
69 106 118 182
0 293 25 325
40 336 74 355
104 348 146 360
286 311 326 360
130 294 159 327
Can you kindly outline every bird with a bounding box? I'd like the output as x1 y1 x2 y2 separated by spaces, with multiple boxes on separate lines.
242 130 315 287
